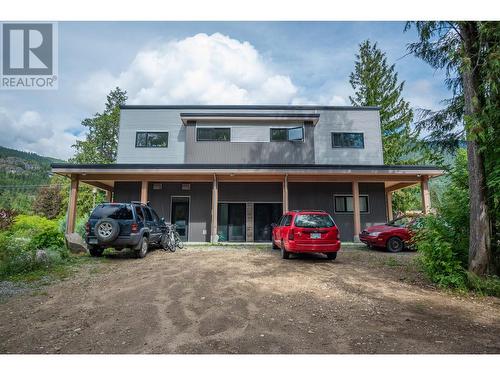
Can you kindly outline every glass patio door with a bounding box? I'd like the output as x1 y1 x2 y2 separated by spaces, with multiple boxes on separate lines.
218 203 246 242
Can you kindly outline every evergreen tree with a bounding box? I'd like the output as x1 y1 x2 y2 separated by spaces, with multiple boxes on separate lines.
406 21 499 276
349 40 418 165
71 87 128 164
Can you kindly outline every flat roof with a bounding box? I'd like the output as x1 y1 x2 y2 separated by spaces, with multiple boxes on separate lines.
51 163 443 175
120 105 380 111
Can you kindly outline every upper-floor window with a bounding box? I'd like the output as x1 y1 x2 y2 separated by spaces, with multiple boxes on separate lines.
334 195 369 213
135 132 168 148
196 128 231 141
331 132 364 148
270 128 288 141
270 127 304 142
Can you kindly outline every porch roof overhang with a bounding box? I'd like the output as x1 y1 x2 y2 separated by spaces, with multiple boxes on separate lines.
51 163 444 193
179 112 320 125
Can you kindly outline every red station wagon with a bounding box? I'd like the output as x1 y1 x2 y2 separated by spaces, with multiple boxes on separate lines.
272 210 341 260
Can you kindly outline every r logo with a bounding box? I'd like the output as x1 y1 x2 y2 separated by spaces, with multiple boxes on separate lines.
2 23 53 75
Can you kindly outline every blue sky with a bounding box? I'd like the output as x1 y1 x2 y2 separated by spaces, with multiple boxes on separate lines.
0 21 449 160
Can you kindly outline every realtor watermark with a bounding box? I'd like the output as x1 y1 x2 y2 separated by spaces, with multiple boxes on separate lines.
0 22 58 89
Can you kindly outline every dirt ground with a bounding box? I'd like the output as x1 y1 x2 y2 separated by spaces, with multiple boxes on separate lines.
1 245 499 354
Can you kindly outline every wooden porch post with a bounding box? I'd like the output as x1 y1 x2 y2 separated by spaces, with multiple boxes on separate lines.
352 181 361 242
141 181 148 204
106 190 113 203
66 175 79 234
420 175 431 214
282 174 289 213
386 191 393 221
211 175 218 243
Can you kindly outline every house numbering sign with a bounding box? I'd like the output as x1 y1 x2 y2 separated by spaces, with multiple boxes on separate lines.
1 22 58 89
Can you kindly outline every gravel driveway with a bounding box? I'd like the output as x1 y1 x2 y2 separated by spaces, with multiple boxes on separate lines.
1 245 499 354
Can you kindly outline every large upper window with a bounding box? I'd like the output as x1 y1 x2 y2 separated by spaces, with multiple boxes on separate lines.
334 195 369 213
270 127 304 142
331 132 364 148
135 132 168 148
196 128 231 141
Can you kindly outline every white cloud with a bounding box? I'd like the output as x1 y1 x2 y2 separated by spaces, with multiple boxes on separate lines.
0 108 81 160
78 33 298 109
406 79 443 111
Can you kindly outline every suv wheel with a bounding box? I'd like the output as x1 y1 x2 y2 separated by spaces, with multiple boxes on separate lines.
135 237 148 259
94 218 120 243
386 237 404 253
89 246 104 257
280 241 290 259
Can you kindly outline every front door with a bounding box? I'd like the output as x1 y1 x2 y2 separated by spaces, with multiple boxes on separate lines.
254 203 283 242
218 203 246 242
171 197 189 241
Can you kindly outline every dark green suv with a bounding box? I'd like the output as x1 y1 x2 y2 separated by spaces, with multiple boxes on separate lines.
85 202 165 258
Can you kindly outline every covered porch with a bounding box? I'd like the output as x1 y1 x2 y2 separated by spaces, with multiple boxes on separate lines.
52 164 443 242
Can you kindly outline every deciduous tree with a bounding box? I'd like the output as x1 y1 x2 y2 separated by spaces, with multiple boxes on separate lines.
71 87 128 164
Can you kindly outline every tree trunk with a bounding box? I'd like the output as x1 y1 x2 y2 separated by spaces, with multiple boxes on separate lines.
461 22 492 275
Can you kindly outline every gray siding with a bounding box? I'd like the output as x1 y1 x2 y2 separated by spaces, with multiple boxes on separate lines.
314 110 384 165
116 109 185 163
114 181 388 242
219 182 282 202
288 182 387 241
116 107 384 165
185 122 315 164
113 182 141 202
113 181 212 242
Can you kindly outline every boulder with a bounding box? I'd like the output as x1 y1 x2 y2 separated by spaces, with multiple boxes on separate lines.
65 233 88 254
35 249 49 264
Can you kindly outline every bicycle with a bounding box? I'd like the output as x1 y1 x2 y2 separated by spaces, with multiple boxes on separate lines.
161 223 184 252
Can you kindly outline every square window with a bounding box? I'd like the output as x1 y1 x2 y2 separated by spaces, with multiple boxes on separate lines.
334 195 369 213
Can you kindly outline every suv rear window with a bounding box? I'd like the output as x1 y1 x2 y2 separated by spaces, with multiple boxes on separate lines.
91 204 133 220
294 214 335 228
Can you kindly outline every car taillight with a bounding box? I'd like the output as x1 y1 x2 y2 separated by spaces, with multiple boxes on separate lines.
85 222 90 234
288 229 294 241
333 225 339 240
131 223 138 233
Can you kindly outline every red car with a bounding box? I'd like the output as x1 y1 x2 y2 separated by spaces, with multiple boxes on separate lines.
359 215 420 252
272 210 341 260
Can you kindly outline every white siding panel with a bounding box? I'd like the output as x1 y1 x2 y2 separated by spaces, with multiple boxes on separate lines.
314 110 384 165
231 126 269 142
116 109 185 163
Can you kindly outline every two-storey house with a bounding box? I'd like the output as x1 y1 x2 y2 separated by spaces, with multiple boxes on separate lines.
52 105 442 243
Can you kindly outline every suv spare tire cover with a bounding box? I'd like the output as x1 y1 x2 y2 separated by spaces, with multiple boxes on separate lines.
94 218 120 243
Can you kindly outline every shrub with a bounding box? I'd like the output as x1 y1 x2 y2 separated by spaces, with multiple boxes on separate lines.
57 213 89 239
0 214 67 278
413 149 500 295
414 215 468 289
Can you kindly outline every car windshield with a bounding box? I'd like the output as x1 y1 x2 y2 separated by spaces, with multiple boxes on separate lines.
91 204 133 220
294 214 335 228
388 216 413 227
